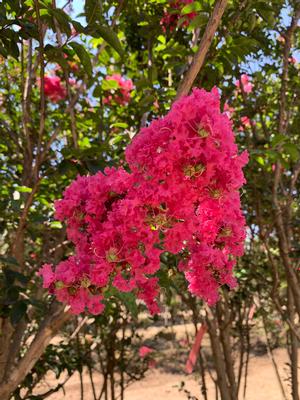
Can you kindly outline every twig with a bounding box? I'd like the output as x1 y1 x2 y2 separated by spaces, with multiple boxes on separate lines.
70 316 89 340
52 0 78 148
176 0 228 99
34 0 46 178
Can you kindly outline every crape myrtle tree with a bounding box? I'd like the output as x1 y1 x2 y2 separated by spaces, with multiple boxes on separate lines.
0 0 299 399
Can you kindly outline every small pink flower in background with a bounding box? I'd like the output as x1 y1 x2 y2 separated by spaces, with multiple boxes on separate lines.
272 164 284 173
238 116 252 131
139 346 153 358
104 74 134 106
288 56 297 64
68 78 79 88
241 116 251 127
160 0 197 32
235 74 253 94
43 75 67 102
224 102 235 119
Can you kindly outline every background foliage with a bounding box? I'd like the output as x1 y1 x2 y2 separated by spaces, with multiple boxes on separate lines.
0 0 299 399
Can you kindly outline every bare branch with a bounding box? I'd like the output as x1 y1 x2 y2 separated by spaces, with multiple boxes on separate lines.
52 0 78 148
176 0 228 100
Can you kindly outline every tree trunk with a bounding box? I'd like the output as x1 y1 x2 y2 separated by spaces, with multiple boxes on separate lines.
206 306 232 400
0 302 71 400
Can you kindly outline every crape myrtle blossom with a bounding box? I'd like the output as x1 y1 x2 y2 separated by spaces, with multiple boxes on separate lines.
43 75 67 102
235 74 253 94
224 102 234 119
103 74 134 106
139 346 153 358
160 0 197 32
41 73 79 103
39 88 248 315
238 116 252 131
288 56 297 64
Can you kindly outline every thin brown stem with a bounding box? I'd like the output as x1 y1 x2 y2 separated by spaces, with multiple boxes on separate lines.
176 0 228 99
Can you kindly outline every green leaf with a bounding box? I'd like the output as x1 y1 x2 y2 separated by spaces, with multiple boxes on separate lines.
109 135 123 145
0 256 19 267
139 94 155 108
148 65 158 83
283 143 299 162
102 79 119 90
93 84 102 97
255 156 265 166
84 0 101 25
256 8 275 25
157 35 166 44
188 12 209 29
90 26 124 57
71 20 86 34
6 286 20 303
4 269 29 285
135 77 150 90
49 8 71 36
271 134 287 147
110 122 128 129
181 1 201 14
14 185 32 193
104 287 138 318
69 42 92 77
116 291 138 318
50 221 63 229
10 300 28 325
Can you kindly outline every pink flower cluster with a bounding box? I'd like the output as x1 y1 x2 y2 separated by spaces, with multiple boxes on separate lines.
43 75 67 102
235 74 253 94
160 0 197 32
288 56 297 64
239 116 251 131
39 88 248 315
139 346 153 358
103 74 134 106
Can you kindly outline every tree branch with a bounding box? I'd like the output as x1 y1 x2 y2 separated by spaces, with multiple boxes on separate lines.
0 302 71 400
34 0 46 177
176 0 228 100
52 0 78 149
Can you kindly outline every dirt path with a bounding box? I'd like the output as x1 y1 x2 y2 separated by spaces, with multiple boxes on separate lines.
39 347 293 399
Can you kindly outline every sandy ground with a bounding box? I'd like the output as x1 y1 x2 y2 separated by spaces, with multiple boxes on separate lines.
36 346 295 400
31 320 294 399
